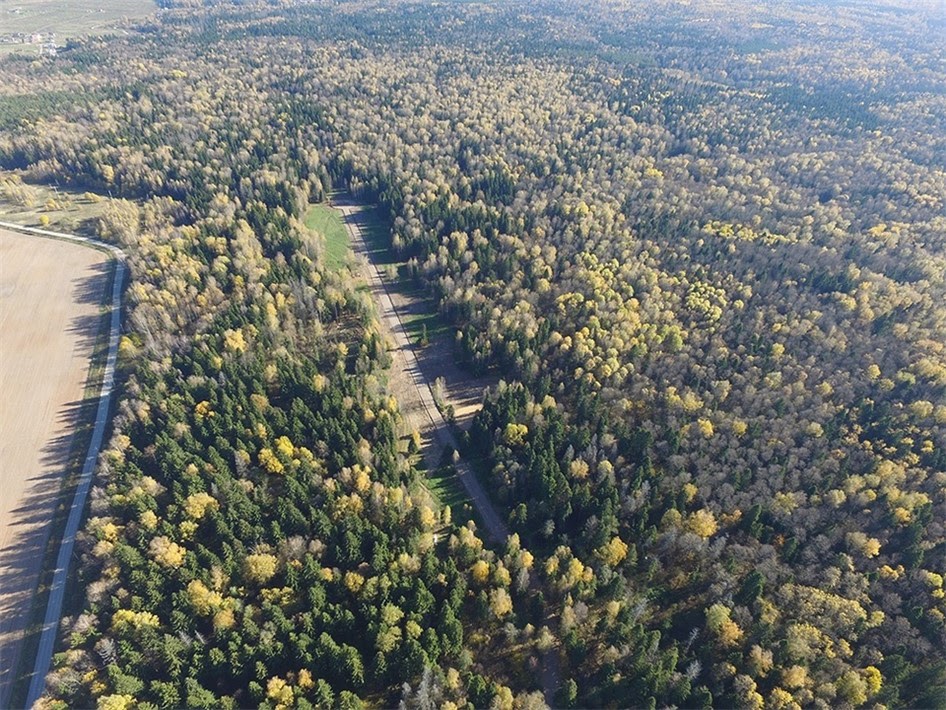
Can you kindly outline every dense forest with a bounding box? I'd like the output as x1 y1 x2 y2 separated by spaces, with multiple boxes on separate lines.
1 0 944 708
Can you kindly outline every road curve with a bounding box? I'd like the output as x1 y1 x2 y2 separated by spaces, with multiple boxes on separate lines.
336 203 562 704
0 221 125 709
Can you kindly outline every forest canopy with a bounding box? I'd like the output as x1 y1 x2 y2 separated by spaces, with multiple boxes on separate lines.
1 0 944 708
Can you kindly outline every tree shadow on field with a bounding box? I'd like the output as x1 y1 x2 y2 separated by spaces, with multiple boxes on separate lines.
67 260 112 353
0 259 111 707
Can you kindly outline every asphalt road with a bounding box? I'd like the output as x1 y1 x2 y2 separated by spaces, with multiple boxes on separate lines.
0 221 125 709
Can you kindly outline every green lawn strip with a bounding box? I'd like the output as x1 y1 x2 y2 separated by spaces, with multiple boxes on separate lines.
427 463 470 510
9 258 119 708
416 456 485 535
304 203 350 270
402 310 450 346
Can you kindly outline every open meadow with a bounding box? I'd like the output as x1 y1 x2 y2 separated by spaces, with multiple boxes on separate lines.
0 173 108 233
0 228 108 707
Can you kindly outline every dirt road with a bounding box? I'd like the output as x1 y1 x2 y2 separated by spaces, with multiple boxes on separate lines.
338 202 561 703
338 202 511 544
0 228 109 707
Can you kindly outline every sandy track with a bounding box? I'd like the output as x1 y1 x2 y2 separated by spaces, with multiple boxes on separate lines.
339 202 561 701
0 228 110 708
339 202 511 544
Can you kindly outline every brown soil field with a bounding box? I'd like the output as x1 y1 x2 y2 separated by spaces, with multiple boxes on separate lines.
0 228 108 707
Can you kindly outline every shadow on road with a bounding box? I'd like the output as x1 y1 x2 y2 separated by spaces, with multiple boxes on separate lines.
339 201 497 429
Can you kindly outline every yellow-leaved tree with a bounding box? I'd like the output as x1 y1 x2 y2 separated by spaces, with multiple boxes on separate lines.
245 553 278 584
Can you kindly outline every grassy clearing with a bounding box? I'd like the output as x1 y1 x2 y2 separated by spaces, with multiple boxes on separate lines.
0 0 155 54
0 174 107 234
304 203 350 271
427 463 469 510
422 459 485 534
403 442 482 535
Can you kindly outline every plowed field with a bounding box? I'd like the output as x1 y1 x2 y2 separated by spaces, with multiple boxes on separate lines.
0 228 108 706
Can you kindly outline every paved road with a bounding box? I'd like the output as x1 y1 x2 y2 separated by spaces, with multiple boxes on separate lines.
0 221 125 709
336 203 562 704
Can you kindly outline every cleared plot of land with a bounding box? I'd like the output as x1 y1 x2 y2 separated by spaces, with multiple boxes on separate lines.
304 202 350 271
0 0 155 54
0 173 107 234
0 228 108 708
339 200 506 537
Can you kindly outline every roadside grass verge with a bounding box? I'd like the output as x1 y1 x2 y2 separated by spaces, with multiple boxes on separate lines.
8 258 120 709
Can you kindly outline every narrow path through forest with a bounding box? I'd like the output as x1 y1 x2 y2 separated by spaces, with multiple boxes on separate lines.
335 201 561 705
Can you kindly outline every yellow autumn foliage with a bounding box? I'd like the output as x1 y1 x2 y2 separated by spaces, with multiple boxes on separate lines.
275 435 295 459
706 603 743 647
139 510 158 530
187 579 226 615
112 609 160 631
223 327 246 352
245 553 279 584
344 571 365 593
266 677 294 707
183 492 219 520
687 509 718 538
259 447 285 475
767 688 799 710
598 536 629 567
97 695 135 710
489 587 513 617
471 559 490 584
503 422 529 446
149 536 185 568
